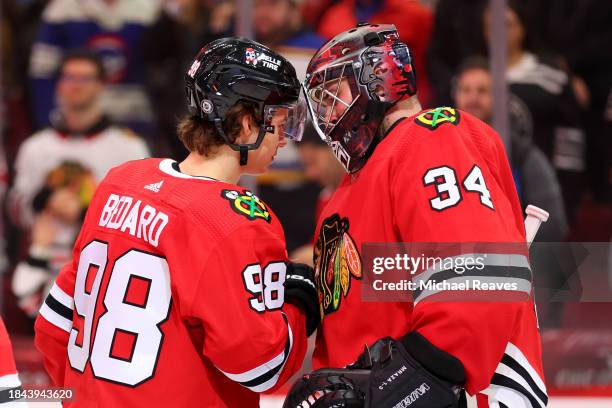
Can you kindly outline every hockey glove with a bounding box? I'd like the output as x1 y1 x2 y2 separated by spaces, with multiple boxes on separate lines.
283 333 466 408
284 262 320 336
361 332 465 408
283 367 370 408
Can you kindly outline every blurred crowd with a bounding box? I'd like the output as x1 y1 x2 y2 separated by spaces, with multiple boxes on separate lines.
0 0 610 335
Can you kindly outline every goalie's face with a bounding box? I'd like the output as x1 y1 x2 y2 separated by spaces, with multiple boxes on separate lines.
315 78 353 124
308 77 356 135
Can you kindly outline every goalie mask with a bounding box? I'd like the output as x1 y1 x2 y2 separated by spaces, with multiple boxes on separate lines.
303 24 417 173
185 37 306 165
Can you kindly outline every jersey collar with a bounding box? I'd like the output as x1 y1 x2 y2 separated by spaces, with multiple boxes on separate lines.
158 159 218 181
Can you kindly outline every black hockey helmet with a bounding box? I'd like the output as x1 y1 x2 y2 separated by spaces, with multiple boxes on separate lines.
185 37 306 165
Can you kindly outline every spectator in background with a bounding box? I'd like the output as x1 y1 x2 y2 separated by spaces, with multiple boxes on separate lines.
249 0 325 257
253 0 326 78
483 0 586 222
316 0 433 106
1 0 35 163
299 0 332 29
606 88 612 199
296 124 345 201
1 3 22 275
541 0 612 205
143 0 236 159
254 0 325 49
10 51 149 318
251 0 325 196
426 0 487 106
291 123 345 265
453 56 573 328
29 0 159 138
0 148 8 277
453 56 568 242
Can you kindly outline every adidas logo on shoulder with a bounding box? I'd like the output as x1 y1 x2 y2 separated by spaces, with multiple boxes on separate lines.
144 180 164 193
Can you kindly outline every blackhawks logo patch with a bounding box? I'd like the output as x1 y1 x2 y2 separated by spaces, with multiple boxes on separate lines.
314 214 362 316
415 107 460 130
221 189 271 222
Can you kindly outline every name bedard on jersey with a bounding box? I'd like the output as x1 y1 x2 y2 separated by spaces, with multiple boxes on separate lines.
98 193 168 247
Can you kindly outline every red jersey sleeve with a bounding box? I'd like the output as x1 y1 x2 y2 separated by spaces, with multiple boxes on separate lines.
391 112 534 395
34 229 82 386
181 223 307 393
0 318 21 393
33 183 105 386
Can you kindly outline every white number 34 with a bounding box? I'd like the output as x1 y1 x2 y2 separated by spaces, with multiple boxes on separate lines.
423 165 494 211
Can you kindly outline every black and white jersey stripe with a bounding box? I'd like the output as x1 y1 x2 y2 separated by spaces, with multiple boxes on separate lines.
0 374 23 405
39 283 74 332
411 253 533 303
483 342 548 408
218 313 293 393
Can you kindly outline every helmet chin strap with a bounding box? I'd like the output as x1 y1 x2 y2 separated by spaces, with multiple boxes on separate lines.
214 117 270 167
239 146 248 166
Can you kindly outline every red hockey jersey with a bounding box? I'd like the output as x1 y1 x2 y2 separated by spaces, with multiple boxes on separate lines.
312 108 547 407
35 158 307 407
0 317 21 404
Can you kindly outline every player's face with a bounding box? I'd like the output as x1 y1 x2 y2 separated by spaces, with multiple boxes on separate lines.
318 78 354 125
243 108 289 174
57 59 104 111
455 68 493 122
297 144 344 188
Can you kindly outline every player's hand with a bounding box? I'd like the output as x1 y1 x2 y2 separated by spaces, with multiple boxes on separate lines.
289 244 314 267
285 262 320 336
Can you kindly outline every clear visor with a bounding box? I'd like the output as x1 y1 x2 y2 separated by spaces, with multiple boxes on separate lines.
263 92 307 142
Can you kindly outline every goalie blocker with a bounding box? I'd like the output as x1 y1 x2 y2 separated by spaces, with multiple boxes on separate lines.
283 332 466 408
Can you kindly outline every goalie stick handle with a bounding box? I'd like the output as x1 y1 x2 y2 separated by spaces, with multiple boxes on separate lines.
524 205 549 247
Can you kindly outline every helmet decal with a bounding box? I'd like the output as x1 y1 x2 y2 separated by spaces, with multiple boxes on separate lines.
245 47 258 66
200 99 214 114
187 60 201 78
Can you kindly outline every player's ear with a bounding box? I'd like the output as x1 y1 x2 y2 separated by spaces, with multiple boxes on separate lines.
237 114 257 144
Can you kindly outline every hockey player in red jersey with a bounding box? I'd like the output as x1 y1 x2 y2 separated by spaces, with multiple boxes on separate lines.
291 24 547 407
0 318 22 405
34 38 319 407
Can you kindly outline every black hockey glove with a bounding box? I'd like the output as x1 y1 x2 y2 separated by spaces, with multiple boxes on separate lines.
359 332 465 408
283 332 466 408
284 262 320 336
